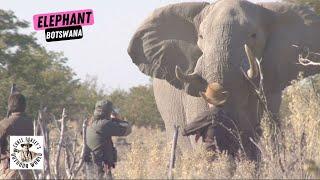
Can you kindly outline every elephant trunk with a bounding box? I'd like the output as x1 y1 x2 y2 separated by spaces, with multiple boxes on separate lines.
200 44 259 106
175 66 208 96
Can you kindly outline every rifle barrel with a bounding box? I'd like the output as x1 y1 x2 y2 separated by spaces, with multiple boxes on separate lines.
6 84 16 118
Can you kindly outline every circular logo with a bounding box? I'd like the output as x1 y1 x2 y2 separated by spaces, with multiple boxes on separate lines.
10 136 44 169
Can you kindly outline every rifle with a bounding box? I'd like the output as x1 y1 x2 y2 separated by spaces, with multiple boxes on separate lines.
104 136 116 180
168 125 179 179
6 83 17 118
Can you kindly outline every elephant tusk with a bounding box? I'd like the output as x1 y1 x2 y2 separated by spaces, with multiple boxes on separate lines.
244 44 259 79
175 66 199 83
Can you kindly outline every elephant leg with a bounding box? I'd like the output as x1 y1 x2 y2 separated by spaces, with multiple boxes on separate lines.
183 93 210 148
266 91 282 115
153 78 193 152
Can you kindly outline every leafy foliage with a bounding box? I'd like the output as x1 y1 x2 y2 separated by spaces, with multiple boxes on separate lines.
0 9 163 129
0 9 80 118
108 84 164 129
284 0 320 14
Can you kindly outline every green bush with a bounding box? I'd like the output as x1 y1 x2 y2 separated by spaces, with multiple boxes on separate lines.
108 84 164 129
0 10 163 129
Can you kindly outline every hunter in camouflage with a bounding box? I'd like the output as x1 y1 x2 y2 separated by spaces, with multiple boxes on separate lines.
85 100 131 179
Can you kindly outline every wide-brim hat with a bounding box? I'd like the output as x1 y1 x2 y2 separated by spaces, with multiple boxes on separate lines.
21 143 32 148
200 83 228 106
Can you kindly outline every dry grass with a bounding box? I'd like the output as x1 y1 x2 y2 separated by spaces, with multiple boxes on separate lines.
45 75 320 179
111 74 320 179
112 127 256 179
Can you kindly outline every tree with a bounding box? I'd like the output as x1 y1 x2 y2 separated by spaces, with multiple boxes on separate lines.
70 76 108 120
107 85 164 129
284 0 320 14
0 9 163 129
0 10 101 119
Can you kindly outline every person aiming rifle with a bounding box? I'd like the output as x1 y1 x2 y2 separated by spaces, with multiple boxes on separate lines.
85 100 131 179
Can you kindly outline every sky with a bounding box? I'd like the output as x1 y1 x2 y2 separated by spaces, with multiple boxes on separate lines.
2 0 276 91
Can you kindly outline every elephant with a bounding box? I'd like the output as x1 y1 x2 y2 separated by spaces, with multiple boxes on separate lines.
127 0 320 160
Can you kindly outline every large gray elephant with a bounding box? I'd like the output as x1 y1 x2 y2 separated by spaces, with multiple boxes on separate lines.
127 0 320 160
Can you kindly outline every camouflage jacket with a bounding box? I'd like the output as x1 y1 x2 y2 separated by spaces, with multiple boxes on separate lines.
0 112 34 154
85 118 131 165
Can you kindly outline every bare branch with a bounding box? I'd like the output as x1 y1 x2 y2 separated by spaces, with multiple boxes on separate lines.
297 55 320 66
37 109 52 179
64 147 72 178
241 62 278 132
32 118 39 180
70 118 88 179
54 108 67 179
249 137 264 156
70 136 78 170
218 114 248 158
241 55 286 171
68 145 77 172
292 44 320 66
292 44 320 57
33 119 38 136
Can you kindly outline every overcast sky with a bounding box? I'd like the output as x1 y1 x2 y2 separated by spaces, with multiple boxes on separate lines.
2 0 276 91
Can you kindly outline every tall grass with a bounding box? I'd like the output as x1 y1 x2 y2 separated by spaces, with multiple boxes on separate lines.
44 75 320 179
112 74 320 179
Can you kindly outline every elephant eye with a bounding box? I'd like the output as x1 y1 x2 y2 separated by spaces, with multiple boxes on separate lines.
198 35 203 39
250 33 257 39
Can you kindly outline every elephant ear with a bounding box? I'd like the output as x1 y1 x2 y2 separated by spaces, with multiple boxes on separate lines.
259 2 320 57
127 2 209 90
259 2 320 25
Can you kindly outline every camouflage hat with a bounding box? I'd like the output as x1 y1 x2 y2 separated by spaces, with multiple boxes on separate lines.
94 100 113 118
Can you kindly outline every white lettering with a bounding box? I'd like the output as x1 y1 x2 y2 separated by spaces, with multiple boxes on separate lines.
46 28 83 40
46 32 51 39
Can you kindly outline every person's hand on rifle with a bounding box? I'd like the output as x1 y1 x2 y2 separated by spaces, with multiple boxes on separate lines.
111 109 122 120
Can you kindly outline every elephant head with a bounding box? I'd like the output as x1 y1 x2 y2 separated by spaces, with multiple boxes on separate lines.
128 2 209 96
128 0 320 145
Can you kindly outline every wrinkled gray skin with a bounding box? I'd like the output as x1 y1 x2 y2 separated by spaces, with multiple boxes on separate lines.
128 0 320 160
